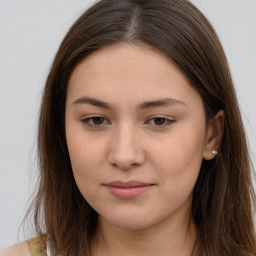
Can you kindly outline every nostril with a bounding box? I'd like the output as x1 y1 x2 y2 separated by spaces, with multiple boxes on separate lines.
112 162 141 170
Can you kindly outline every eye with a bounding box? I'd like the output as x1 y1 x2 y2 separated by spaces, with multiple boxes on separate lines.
147 117 174 127
82 116 110 128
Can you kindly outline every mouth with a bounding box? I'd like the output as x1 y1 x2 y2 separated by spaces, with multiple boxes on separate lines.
104 180 155 199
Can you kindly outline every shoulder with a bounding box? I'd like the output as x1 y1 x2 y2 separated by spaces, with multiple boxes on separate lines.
0 242 31 256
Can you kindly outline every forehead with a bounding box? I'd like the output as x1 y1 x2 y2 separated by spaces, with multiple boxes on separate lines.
70 43 183 83
67 43 203 109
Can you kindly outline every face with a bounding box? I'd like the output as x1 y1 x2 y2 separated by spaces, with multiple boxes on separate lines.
65 43 211 231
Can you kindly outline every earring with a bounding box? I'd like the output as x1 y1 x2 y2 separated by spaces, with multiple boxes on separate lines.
212 150 218 155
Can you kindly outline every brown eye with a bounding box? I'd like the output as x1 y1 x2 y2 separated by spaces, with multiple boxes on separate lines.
92 117 105 125
153 118 166 125
147 117 174 127
82 116 109 128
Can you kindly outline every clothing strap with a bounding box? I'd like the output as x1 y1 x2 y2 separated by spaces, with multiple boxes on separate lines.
27 236 47 256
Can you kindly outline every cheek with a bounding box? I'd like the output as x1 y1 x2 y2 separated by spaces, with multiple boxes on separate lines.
67 136 108 204
149 127 205 184
68 138 107 174
148 130 204 214
66 127 109 190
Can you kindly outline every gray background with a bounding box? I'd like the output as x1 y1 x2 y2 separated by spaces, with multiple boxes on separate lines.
0 0 255 247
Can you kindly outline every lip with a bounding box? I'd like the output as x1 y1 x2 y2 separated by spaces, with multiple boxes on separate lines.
104 180 154 199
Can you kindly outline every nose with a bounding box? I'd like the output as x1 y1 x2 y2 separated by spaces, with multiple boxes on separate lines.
108 123 145 170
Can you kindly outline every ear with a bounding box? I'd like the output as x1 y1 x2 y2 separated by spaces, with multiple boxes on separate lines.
203 110 225 160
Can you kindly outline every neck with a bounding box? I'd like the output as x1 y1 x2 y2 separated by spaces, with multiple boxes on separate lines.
91 214 197 256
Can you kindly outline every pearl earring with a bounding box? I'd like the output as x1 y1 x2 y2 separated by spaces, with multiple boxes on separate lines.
212 150 218 155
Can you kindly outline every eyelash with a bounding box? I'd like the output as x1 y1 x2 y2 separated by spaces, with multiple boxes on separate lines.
81 116 175 129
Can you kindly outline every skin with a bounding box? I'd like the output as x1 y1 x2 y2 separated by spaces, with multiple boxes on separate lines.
0 243 30 256
65 43 224 256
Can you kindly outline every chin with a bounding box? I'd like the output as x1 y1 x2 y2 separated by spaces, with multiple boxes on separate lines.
99 212 161 231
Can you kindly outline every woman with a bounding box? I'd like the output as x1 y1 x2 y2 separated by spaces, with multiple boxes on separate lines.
1 0 255 255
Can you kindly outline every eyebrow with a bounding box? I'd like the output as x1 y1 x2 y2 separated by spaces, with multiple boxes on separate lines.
72 96 186 110
73 96 111 109
138 97 186 110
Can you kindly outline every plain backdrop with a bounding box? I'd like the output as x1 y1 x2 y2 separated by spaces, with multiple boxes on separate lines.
0 0 255 248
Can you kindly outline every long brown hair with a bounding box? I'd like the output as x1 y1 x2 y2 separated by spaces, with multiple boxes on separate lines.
28 0 256 255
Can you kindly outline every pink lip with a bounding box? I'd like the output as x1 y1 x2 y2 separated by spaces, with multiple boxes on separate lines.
104 180 154 199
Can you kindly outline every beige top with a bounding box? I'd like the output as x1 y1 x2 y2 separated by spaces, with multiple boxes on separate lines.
27 237 47 256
